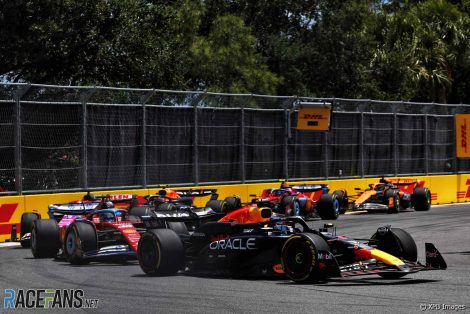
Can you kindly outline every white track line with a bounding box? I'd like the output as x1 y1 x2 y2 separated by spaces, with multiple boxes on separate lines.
0 242 21 248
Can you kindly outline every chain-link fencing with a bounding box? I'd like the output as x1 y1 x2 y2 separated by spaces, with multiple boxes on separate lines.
1 83 469 194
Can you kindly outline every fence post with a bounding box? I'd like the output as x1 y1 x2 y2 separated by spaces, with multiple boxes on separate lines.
13 84 30 194
240 104 245 183
140 90 155 188
193 100 199 185
360 111 364 178
284 108 290 181
393 112 398 176
80 88 96 190
424 114 429 175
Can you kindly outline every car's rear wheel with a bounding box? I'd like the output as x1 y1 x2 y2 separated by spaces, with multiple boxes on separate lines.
128 206 154 217
317 194 340 220
20 213 39 248
282 196 302 216
370 227 417 279
332 190 348 214
31 219 60 258
138 229 184 276
411 188 431 211
64 221 97 264
384 190 400 214
206 200 228 213
281 233 330 283
167 222 189 236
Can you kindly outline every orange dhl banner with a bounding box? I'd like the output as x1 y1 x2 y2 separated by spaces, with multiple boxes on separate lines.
297 107 331 131
456 114 470 158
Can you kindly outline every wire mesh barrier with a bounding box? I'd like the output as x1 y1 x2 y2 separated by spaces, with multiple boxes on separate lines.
1 83 469 194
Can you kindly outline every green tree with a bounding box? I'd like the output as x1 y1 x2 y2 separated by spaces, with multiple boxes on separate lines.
305 1 381 98
190 15 281 94
373 0 470 102
0 0 202 89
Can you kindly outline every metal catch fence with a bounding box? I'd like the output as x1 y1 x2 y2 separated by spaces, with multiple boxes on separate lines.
1 83 469 194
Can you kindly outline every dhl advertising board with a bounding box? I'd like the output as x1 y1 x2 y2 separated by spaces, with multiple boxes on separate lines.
297 105 331 131
2 175 470 242
456 114 470 158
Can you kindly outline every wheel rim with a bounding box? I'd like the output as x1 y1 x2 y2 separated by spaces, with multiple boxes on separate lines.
293 202 301 216
333 199 340 216
139 237 159 271
65 230 76 256
283 240 313 278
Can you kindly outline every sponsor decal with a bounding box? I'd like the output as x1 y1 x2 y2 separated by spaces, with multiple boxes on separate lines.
426 250 439 258
3 289 98 309
456 114 470 157
209 237 256 250
117 223 133 229
318 252 334 260
462 119 467 153
273 264 284 274
302 114 326 120
109 194 133 201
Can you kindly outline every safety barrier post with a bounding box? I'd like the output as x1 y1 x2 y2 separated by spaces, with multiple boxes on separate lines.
193 98 199 185
240 103 246 183
13 84 30 194
80 88 96 190
140 89 155 188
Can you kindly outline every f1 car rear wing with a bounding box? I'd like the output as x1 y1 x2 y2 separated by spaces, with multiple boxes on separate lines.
175 189 217 198
290 184 328 192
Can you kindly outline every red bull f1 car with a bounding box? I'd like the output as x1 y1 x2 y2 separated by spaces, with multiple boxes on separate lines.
351 177 432 213
137 206 446 282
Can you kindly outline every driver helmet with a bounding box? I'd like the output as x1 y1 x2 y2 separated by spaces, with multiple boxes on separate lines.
104 201 114 209
100 212 114 222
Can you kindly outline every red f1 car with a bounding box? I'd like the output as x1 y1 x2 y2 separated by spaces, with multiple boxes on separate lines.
25 196 145 263
228 182 348 220
19 192 148 248
351 177 432 213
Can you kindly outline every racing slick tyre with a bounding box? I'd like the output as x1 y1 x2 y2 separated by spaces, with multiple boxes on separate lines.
317 194 340 220
138 229 184 276
332 190 349 214
206 200 229 213
281 233 330 283
64 221 98 264
167 222 189 236
156 202 177 211
224 196 242 212
282 196 301 216
20 212 39 248
384 189 400 214
370 227 418 279
411 188 431 211
31 219 60 258
128 206 154 218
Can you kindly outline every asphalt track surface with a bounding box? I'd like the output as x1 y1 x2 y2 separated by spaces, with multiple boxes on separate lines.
1 204 469 314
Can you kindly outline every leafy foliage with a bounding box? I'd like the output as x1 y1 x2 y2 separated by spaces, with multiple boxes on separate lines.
1 0 470 103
